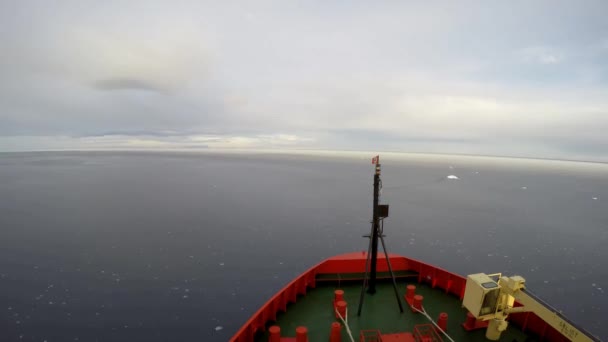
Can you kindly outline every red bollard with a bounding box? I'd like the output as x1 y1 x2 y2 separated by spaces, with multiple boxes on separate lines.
413 295 424 311
330 322 341 342
437 312 448 332
336 300 347 319
296 326 308 342
334 289 344 303
406 285 416 300
269 325 280 342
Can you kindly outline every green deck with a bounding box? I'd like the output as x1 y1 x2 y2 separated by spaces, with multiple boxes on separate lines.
255 279 533 341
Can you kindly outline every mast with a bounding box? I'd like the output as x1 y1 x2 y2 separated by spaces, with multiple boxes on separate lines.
368 157 381 294
358 155 403 315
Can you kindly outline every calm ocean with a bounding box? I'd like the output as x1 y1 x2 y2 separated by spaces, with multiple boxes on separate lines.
1 151 606 341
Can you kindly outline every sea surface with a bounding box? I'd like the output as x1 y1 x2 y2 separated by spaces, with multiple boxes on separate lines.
0 151 607 341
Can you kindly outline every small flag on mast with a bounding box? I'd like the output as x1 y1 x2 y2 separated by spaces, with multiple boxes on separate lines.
372 155 379 164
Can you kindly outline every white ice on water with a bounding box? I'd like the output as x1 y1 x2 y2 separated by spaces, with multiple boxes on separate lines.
446 175 459 180
215 326 223 331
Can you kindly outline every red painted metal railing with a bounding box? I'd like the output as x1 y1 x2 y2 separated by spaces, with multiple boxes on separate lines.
359 329 383 342
413 324 443 342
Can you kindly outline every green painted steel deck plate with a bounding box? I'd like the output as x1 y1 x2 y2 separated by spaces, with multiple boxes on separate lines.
255 280 532 341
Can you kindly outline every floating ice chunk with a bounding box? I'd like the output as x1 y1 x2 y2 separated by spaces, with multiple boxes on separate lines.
592 197 598 200
219 262 224 266
521 186 527 190
215 326 223 331
446 175 459 180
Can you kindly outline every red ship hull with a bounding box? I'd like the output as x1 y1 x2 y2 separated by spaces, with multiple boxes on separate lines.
230 252 573 342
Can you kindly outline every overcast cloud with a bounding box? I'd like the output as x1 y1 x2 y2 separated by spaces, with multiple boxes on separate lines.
1 1 607 161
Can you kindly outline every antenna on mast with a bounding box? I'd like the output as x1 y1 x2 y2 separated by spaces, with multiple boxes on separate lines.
357 155 404 316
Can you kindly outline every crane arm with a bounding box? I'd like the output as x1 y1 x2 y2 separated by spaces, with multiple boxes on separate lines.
510 290 598 342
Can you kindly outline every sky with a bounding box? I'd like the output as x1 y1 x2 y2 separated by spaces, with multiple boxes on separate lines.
1 1 608 161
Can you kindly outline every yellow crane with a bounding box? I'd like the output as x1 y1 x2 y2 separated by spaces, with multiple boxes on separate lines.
463 273 597 341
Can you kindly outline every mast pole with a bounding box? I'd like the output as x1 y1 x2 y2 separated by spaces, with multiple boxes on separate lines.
358 155 403 315
368 158 381 294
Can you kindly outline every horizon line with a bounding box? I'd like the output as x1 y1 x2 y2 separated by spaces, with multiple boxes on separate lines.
1 147 607 166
